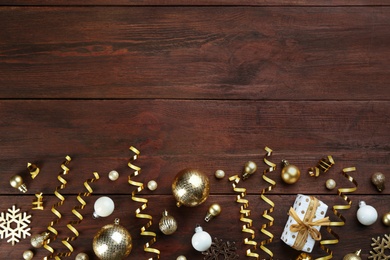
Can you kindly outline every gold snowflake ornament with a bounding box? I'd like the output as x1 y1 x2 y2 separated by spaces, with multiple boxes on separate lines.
368 234 390 260
0 205 31 245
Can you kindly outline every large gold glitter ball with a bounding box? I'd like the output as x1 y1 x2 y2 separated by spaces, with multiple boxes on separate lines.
93 218 132 260
172 168 210 207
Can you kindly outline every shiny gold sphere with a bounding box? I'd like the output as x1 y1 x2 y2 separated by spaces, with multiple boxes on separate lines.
93 219 132 260
382 212 390 226
10 174 24 188
281 160 301 184
23 250 34 260
205 203 221 222
295 252 312 260
75 253 89 260
172 168 210 207
343 250 362 260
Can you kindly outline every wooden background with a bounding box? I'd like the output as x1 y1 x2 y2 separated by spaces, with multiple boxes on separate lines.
0 1 389 259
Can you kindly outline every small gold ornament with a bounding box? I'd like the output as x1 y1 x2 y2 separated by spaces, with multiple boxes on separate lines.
343 249 362 260
371 172 385 192
242 161 257 180
281 160 300 184
172 168 210 207
214 169 225 179
382 212 390 226
159 210 178 235
325 179 336 190
27 162 40 179
93 218 132 260
296 252 313 260
31 232 50 248
75 252 89 260
23 250 34 260
204 203 221 222
108 170 119 181
9 174 28 193
147 180 158 191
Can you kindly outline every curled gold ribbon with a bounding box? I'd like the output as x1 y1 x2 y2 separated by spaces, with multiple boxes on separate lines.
316 167 358 260
308 156 335 177
55 171 100 258
32 192 44 210
27 162 40 179
127 146 160 259
259 146 276 259
229 175 259 259
43 155 72 260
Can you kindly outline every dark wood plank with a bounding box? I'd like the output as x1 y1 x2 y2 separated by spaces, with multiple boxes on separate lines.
0 7 389 99
0 0 389 6
1 195 388 259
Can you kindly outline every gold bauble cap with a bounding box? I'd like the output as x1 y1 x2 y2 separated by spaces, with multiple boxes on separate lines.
172 168 210 207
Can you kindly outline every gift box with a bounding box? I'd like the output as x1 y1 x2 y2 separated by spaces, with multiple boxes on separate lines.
281 194 330 253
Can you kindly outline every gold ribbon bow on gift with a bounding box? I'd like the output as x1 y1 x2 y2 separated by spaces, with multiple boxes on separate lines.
288 198 330 251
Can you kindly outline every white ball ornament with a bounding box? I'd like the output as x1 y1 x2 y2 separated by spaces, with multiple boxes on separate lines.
191 225 212 252
108 170 119 181
147 180 158 191
356 201 378 226
93 196 115 218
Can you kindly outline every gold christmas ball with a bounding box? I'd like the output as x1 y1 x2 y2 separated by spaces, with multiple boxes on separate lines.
172 168 210 207
281 160 301 184
371 172 385 192
343 249 362 260
93 219 132 260
23 250 34 260
159 210 178 235
10 174 24 188
75 253 89 260
382 212 390 226
31 232 50 248
295 252 312 260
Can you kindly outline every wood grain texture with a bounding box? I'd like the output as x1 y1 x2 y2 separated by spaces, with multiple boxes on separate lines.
0 3 389 260
0 7 389 99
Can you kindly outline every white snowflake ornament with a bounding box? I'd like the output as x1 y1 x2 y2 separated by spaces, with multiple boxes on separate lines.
0 205 31 245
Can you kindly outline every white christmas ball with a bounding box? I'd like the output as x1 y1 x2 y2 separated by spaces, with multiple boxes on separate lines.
191 226 212 252
147 180 158 191
108 170 119 181
215 169 225 179
357 201 378 226
93 196 115 218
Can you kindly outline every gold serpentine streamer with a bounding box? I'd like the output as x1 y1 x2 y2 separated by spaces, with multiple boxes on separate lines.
259 146 276 259
316 167 358 260
229 175 259 259
43 155 72 259
127 146 160 259
55 171 100 259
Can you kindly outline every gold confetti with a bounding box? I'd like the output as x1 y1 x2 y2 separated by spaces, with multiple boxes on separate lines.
55 172 100 258
229 175 259 259
127 146 160 259
316 167 358 260
259 146 276 259
43 155 71 260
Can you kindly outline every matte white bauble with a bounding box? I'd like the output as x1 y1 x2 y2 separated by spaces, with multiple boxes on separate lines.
356 201 378 226
191 225 212 252
93 196 115 218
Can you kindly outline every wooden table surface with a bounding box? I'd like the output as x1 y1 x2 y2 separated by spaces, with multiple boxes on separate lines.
0 1 389 259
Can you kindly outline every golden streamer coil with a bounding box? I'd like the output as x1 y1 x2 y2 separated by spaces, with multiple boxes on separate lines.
43 155 72 260
27 162 40 179
32 192 44 210
128 146 160 259
308 156 335 177
229 175 259 259
55 171 100 258
259 146 277 259
316 167 358 260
